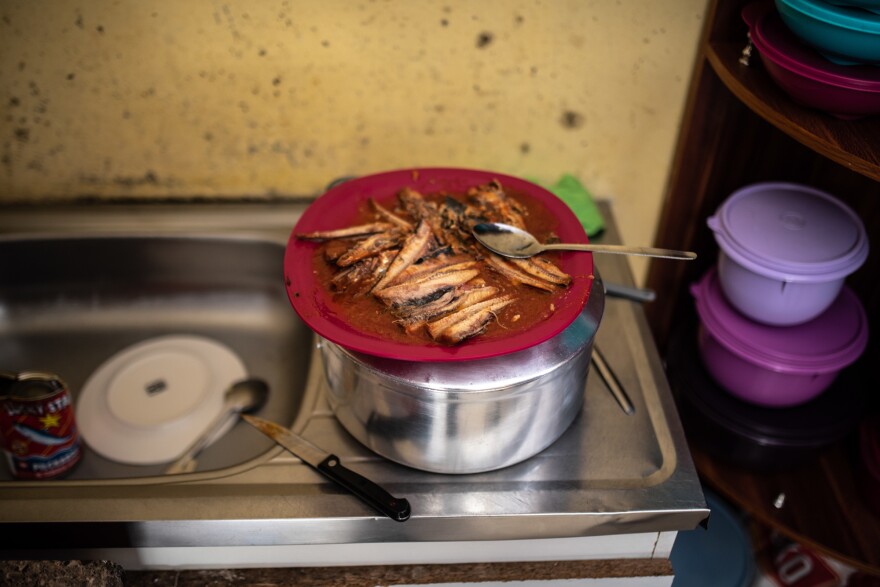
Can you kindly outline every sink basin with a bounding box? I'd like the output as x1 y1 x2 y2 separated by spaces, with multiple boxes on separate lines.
0 233 312 480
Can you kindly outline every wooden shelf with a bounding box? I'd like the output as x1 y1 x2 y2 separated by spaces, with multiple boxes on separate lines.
691 442 880 574
666 315 880 575
646 0 880 577
706 41 880 182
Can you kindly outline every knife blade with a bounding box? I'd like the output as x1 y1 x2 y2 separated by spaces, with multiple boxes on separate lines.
242 414 411 522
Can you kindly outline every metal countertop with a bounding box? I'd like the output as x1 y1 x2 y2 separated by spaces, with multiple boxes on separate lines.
0 198 708 552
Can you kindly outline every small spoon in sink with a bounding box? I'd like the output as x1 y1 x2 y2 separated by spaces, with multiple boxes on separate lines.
472 222 697 261
165 378 269 474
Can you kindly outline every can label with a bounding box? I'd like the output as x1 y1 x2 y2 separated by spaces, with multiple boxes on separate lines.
0 372 82 479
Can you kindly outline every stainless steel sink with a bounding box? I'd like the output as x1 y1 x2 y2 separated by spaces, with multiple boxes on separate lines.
0 233 311 480
0 201 707 567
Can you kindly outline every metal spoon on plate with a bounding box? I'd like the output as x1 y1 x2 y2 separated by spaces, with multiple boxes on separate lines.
472 222 696 261
165 377 269 474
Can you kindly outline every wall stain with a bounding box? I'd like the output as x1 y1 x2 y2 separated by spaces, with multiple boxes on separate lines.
560 110 585 129
476 31 493 48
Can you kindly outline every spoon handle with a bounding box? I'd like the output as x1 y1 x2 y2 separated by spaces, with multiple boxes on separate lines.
541 242 696 260
165 408 234 474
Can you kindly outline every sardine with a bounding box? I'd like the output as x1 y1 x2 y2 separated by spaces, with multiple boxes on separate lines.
392 288 460 333
324 239 356 263
331 250 397 294
509 256 572 286
372 220 434 290
392 259 477 286
468 180 527 229
438 196 480 254
397 188 447 244
427 295 515 343
371 199 414 231
336 230 405 267
484 253 557 292
453 285 498 307
297 222 395 241
395 285 500 334
374 268 480 308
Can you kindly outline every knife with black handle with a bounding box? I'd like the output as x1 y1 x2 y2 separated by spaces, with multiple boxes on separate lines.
243 414 411 522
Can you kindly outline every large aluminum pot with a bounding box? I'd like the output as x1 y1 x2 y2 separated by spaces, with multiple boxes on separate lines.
320 277 605 474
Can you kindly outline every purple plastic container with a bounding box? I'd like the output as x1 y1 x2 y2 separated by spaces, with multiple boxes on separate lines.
708 182 868 326
691 268 868 407
743 3 880 119
667 319 867 469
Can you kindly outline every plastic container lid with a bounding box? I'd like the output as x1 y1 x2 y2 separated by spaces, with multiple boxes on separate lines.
691 268 868 374
745 4 880 92
708 183 868 283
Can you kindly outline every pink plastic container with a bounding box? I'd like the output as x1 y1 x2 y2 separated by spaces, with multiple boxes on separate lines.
708 182 868 326
743 3 880 119
691 268 868 407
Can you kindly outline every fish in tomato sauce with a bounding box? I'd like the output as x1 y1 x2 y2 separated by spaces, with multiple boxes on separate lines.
297 180 575 345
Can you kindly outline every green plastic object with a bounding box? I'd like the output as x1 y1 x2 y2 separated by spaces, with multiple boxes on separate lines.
532 175 606 238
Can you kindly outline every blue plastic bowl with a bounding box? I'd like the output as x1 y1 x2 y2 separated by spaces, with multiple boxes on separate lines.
776 0 880 64
826 0 880 15
670 490 756 587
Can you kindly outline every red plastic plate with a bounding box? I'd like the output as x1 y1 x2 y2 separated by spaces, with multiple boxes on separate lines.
284 168 594 362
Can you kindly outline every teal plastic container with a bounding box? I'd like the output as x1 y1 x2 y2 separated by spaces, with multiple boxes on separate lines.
776 0 880 64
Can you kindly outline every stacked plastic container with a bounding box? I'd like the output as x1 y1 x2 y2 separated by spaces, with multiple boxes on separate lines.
685 182 869 468
742 0 880 118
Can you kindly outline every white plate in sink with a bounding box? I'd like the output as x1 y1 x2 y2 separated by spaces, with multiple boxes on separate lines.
76 335 247 465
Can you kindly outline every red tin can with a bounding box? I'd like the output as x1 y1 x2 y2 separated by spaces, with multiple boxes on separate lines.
0 371 82 479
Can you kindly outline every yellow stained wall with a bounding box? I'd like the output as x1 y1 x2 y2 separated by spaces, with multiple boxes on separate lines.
1 0 706 282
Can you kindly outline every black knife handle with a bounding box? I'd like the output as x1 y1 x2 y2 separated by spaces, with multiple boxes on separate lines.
317 455 411 522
